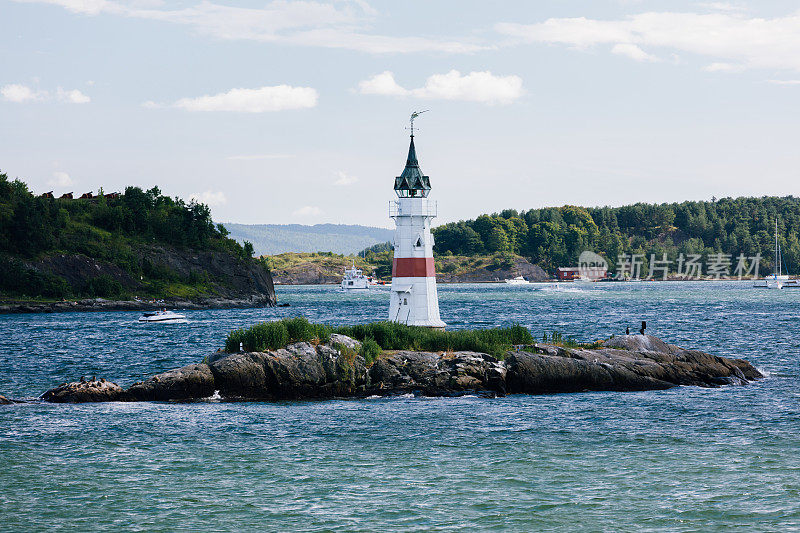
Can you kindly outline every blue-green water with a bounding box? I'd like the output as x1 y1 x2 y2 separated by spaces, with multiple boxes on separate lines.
1 282 799 531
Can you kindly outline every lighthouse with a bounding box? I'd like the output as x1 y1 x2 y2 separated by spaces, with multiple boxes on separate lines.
389 112 446 328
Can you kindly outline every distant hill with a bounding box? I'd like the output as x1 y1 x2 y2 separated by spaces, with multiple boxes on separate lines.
222 223 393 256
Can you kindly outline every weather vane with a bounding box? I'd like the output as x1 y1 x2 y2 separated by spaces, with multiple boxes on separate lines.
408 110 429 136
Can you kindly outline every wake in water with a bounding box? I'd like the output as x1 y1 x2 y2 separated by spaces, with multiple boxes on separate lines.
539 284 585 293
203 390 223 402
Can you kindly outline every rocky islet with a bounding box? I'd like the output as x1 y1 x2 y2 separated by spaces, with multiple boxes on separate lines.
38 334 762 403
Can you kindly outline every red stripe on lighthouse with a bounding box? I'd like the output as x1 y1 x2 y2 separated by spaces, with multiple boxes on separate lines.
393 257 435 277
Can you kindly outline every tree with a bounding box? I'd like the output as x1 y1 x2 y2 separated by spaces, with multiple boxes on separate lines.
486 226 510 253
243 240 255 258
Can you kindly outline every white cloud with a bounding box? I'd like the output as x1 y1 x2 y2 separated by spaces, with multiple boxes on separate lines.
358 71 408 96
13 0 483 54
333 171 358 186
413 71 523 104
226 154 295 160
358 70 524 105
14 0 113 15
767 79 800 85
2 83 91 103
57 87 91 103
170 85 318 112
496 10 800 72
611 43 658 62
1 84 47 102
189 190 227 206
698 2 747 14
292 205 322 216
703 62 745 72
48 171 73 187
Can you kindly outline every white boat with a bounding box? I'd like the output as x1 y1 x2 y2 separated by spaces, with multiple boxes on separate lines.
753 273 789 289
754 219 789 289
341 262 370 290
138 310 187 323
504 276 530 285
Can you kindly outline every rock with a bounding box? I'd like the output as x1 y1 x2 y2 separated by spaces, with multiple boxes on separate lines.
505 349 674 394
39 335 763 403
368 351 506 396
329 333 361 351
41 379 127 403
35 254 140 293
127 363 215 401
602 334 680 354
506 341 763 394
208 352 270 399
271 262 341 285
369 351 439 392
139 246 275 303
0 394 13 405
205 341 369 400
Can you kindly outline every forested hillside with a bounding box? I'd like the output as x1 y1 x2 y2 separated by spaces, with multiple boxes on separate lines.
433 197 800 275
0 172 273 302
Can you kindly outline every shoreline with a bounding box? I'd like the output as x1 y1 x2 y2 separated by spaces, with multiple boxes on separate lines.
275 277 766 285
0 278 774 314
0 294 276 315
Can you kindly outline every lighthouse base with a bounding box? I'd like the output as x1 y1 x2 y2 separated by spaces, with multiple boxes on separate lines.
389 276 446 328
404 318 447 329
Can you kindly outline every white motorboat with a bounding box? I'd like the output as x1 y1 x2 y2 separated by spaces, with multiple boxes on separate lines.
504 276 530 285
138 310 187 323
341 262 370 290
754 219 789 289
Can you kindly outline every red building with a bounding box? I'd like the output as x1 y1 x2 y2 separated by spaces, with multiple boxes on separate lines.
556 267 579 280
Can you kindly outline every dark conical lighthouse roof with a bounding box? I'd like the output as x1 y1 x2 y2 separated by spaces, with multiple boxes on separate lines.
394 135 431 198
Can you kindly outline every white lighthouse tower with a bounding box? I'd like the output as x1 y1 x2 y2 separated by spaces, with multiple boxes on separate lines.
389 112 446 328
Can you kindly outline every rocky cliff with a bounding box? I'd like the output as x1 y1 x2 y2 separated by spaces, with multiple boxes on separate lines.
40 334 762 403
2 244 276 313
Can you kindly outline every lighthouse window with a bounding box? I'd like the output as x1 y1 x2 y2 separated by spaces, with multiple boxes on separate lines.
403 298 408 305
415 237 422 248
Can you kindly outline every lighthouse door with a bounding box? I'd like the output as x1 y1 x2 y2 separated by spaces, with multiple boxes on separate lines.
392 287 413 323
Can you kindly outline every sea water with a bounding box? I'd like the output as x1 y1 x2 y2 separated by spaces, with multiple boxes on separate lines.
0 281 798 531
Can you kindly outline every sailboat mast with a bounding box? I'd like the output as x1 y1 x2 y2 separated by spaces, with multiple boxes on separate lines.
776 218 781 277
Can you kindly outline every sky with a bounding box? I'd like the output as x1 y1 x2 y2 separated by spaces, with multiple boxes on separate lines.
2 0 800 228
